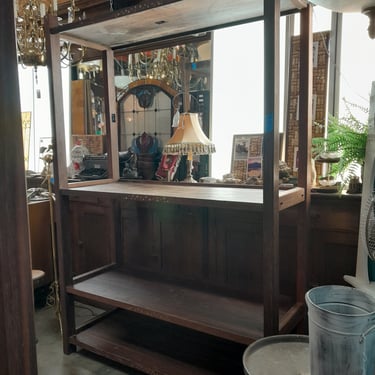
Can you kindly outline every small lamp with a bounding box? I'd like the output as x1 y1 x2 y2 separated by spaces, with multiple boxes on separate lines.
163 112 215 182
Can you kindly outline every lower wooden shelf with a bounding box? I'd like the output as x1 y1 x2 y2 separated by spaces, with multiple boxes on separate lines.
67 270 298 345
72 309 246 375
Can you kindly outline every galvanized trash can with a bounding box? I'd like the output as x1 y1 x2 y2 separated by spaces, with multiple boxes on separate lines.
243 334 309 375
306 285 375 375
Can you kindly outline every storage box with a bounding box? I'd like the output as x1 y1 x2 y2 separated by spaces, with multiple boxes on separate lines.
72 135 106 155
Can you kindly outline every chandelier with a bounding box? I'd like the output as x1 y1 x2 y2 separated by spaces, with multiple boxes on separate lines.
15 0 81 69
15 0 51 68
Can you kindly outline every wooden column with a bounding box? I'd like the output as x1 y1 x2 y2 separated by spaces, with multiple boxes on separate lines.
44 15 75 354
0 0 38 374
263 0 280 336
297 4 313 304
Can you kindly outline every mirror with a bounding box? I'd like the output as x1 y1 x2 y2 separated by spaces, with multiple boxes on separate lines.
115 37 212 182
66 43 109 182
63 35 211 184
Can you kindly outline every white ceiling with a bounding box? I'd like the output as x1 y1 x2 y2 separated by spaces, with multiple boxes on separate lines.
57 0 307 49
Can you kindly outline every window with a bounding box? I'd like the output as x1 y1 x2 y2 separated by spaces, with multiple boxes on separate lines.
211 19 285 180
18 65 71 173
339 13 375 122
211 6 332 180
18 66 51 172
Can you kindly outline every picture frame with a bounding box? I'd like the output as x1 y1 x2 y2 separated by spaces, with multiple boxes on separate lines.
231 134 263 181
155 154 181 181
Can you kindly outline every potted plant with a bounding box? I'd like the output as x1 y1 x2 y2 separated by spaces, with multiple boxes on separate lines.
312 101 368 192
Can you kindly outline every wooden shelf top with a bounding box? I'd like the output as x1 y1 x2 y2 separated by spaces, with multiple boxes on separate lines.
51 0 307 49
68 270 296 344
62 181 305 211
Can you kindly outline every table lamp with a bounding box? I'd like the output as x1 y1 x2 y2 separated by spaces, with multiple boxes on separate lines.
163 112 215 182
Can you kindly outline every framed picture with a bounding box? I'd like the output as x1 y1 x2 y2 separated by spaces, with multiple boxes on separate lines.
21 111 31 169
155 154 181 181
231 134 263 181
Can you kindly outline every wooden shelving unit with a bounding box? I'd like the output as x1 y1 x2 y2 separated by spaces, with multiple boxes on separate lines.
46 1 312 374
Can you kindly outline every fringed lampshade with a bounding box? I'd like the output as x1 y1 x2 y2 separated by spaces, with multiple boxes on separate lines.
163 112 215 182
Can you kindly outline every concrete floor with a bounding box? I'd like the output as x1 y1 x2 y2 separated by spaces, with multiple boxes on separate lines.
35 305 144 375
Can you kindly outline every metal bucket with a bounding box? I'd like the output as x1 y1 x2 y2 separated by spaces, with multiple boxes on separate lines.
306 285 375 375
243 334 309 375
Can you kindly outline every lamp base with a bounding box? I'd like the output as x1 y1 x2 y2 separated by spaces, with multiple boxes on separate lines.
183 175 197 183
183 158 197 183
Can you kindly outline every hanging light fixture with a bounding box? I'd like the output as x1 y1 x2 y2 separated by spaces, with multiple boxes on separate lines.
15 0 51 68
309 0 375 38
15 0 84 70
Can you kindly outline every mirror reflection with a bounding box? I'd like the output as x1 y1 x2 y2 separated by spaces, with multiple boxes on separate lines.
115 37 211 182
67 45 109 181
68 36 211 183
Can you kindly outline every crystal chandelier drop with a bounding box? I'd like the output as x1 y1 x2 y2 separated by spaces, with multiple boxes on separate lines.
15 0 50 68
15 0 83 69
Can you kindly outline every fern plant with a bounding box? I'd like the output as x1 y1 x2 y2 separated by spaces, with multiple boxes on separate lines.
312 101 368 191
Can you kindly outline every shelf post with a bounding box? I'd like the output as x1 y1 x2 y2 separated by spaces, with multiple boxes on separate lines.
297 4 313 305
263 0 280 336
44 15 77 354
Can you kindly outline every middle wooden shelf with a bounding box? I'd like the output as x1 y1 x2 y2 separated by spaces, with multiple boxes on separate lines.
68 269 301 344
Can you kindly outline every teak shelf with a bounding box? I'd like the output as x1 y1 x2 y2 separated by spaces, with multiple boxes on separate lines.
62 181 305 211
69 270 267 343
68 267 300 343
73 309 245 375
46 1 312 374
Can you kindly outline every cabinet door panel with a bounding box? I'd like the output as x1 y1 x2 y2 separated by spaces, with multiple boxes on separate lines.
160 204 207 280
121 201 207 281
28 200 54 286
310 199 360 232
208 208 262 298
310 230 357 287
70 199 116 275
121 200 161 272
309 197 360 288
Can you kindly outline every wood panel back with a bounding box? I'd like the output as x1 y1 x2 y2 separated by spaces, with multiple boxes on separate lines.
121 200 266 299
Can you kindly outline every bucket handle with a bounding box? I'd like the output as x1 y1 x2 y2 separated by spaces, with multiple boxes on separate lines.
360 324 375 344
